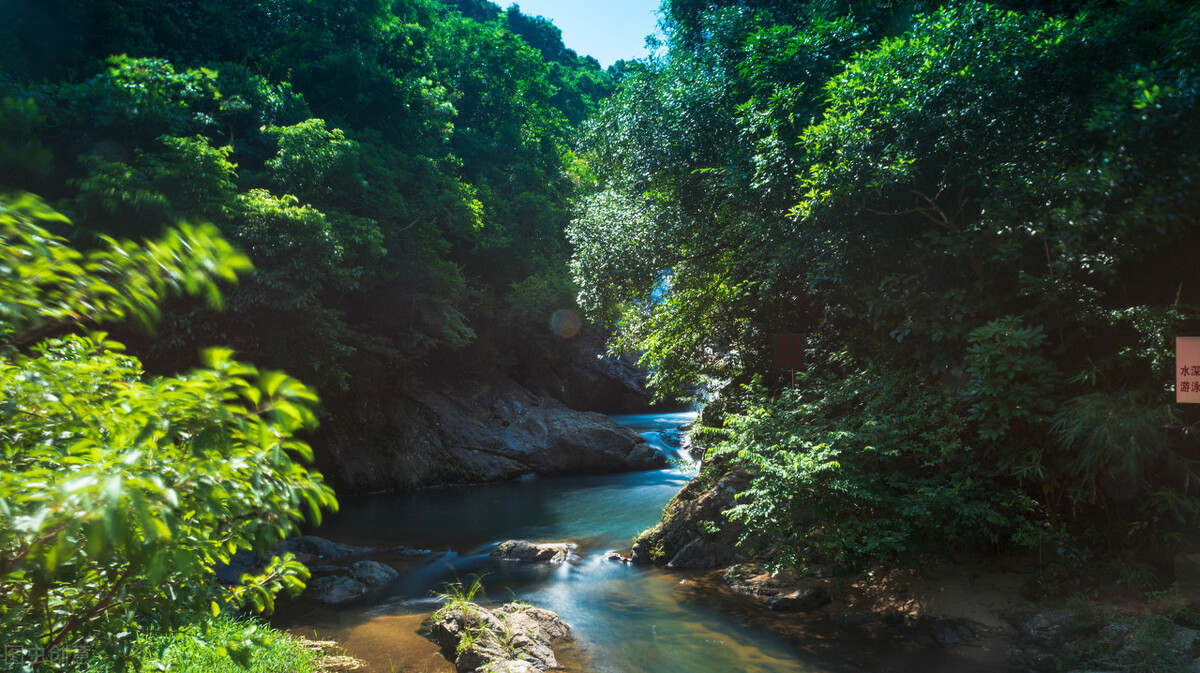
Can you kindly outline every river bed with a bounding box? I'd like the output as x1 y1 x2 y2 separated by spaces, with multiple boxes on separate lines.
273 412 999 672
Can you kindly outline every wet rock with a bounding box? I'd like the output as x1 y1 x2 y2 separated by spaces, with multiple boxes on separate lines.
492 540 572 564
604 550 633 563
351 560 398 587
308 576 368 605
764 587 831 612
431 602 569 672
631 470 765 569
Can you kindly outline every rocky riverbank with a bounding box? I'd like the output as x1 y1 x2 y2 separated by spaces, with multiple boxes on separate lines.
631 468 1200 673
316 376 666 493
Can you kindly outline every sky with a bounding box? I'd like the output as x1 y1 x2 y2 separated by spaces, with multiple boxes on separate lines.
502 0 664 68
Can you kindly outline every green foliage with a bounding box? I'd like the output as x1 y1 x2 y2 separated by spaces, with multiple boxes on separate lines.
0 193 250 342
711 369 1035 568
965 316 1058 445
0 196 336 668
0 0 616 471
574 0 1200 562
85 613 324 673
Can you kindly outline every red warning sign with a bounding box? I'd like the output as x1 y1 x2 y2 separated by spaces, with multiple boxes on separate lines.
1177 337 1200 403
773 334 804 367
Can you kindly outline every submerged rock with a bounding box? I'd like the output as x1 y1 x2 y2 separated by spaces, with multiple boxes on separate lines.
430 601 570 673
492 540 572 564
631 470 763 569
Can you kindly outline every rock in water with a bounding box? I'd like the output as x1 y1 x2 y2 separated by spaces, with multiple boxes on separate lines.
351 559 399 587
430 601 570 673
308 576 368 605
491 540 572 564
764 587 832 611
631 470 766 568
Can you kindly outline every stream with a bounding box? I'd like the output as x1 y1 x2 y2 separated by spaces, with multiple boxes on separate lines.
275 412 998 672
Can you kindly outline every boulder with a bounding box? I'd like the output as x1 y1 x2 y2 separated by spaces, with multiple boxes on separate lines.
723 563 795 597
430 602 569 673
318 377 667 491
764 587 831 612
215 549 260 584
308 576 368 605
279 535 377 562
492 540 572 564
631 470 763 568
1021 609 1098 649
351 559 399 587
519 327 654 414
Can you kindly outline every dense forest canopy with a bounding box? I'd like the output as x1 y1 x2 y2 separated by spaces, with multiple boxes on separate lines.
5 0 1200 667
0 0 617 453
571 0 1200 570
0 0 615 665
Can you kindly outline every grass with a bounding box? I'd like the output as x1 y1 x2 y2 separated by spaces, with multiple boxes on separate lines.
85 613 325 673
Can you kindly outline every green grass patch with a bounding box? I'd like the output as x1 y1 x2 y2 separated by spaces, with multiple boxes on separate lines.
86 613 323 673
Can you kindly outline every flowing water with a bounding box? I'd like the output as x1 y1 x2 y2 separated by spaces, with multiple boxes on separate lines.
275 412 999 673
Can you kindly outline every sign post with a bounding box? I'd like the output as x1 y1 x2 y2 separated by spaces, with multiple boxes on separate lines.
1177 337 1200 404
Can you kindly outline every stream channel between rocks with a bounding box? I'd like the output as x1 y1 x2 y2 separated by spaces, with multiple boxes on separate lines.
273 412 1004 673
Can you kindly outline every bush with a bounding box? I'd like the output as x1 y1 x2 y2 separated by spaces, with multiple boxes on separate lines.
0 194 337 669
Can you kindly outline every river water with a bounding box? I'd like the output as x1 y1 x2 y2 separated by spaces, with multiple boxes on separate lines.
275 412 995 673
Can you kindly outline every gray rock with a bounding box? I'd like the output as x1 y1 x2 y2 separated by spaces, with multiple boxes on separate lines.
214 550 260 584
308 576 368 605
307 564 348 576
279 535 377 562
492 540 572 564
764 587 831 612
351 559 399 587
723 563 793 597
1113 624 1200 665
319 377 668 491
520 326 654 414
631 470 766 569
604 550 632 563
1021 609 1097 649
489 662 539 673
431 602 569 672
1007 646 1057 673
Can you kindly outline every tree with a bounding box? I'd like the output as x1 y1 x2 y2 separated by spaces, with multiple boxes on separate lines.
0 194 337 668
571 0 1200 565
